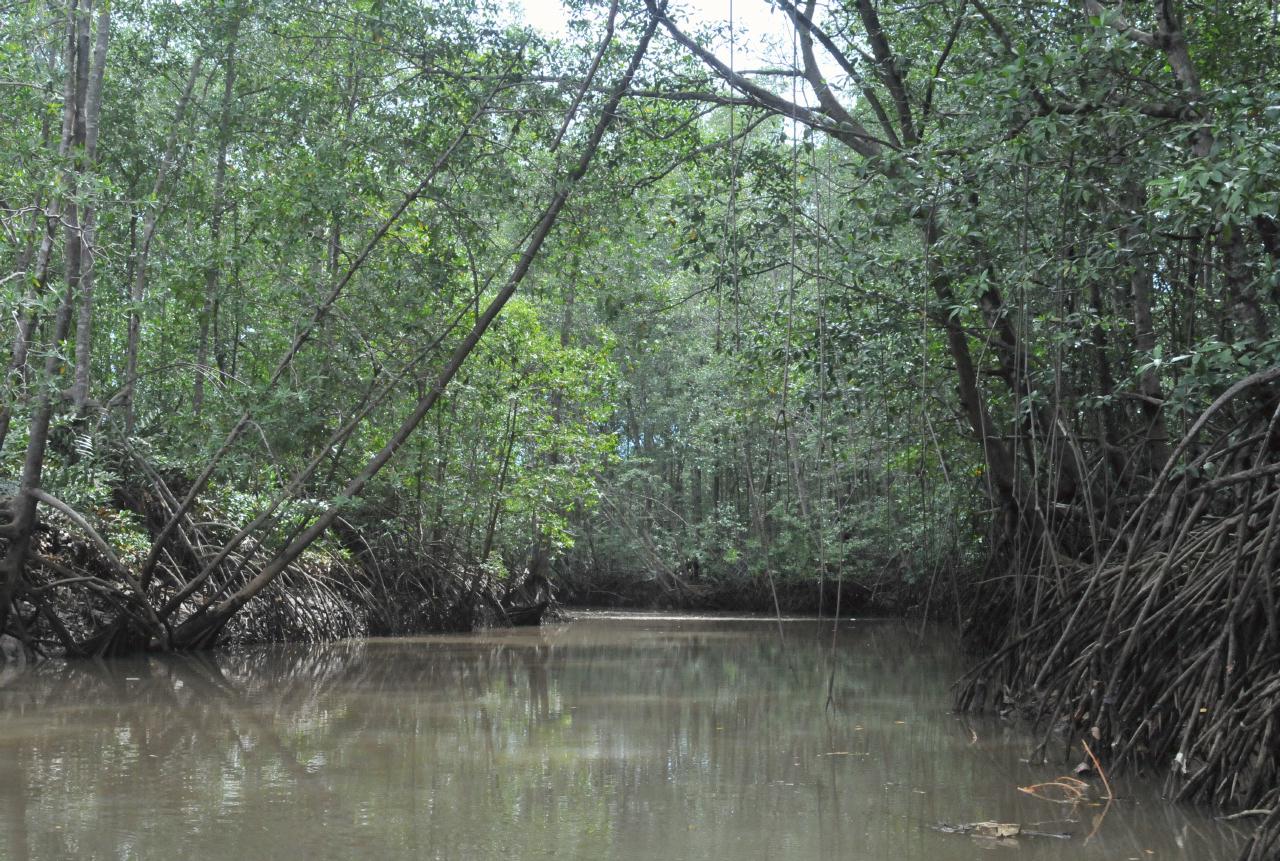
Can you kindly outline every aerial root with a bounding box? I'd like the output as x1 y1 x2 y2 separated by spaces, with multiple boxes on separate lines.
956 382 1280 861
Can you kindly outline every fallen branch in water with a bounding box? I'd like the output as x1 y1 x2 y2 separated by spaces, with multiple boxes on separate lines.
931 821 1072 840
1081 740 1113 801
1018 775 1088 804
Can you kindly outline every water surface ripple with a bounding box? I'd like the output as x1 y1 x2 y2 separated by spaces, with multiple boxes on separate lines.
0 614 1244 859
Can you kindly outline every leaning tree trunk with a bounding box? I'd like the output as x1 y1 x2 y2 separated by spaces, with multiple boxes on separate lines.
165 17 660 650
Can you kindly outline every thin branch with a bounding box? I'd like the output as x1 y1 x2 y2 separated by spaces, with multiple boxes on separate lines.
550 0 619 151
921 0 967 125
643 0 888 157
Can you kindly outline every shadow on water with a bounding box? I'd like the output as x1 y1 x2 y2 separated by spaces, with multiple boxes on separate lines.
0 616 1248 860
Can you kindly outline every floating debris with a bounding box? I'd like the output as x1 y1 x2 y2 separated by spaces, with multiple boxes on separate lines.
932 821 1072 840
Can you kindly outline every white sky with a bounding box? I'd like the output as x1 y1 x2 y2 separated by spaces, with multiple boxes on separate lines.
512 0 797 72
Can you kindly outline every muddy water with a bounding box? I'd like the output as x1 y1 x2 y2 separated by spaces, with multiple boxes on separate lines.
0 614 1245 860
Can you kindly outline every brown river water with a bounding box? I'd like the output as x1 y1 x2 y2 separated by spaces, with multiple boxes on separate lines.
0 613 1247 860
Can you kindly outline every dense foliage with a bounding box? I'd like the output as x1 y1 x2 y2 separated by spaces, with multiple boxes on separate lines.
2 0 1278 851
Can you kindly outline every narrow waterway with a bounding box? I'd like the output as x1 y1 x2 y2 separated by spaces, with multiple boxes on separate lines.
0 614 1245 859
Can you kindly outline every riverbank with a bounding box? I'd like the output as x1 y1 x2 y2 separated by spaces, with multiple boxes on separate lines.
4 496 1276 860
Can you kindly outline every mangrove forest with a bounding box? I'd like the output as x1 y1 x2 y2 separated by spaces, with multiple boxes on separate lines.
1 0 1278 857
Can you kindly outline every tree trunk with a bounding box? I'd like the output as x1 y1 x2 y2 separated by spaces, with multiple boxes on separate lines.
1 1 93 639
70 2 110 413
1129 235 1172 477
194 15 240 417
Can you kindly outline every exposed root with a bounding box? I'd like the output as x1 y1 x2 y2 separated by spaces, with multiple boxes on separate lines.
957 373 1280 861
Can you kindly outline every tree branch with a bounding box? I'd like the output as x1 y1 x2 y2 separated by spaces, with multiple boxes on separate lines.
643 0 888 157
171 11 665 649
550 0 619 152
1082 0 1156 47
921 0 967 126
853 0 918 144
772 0 902 147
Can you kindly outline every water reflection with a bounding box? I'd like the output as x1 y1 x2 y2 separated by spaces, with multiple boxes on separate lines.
0 616 1246 860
